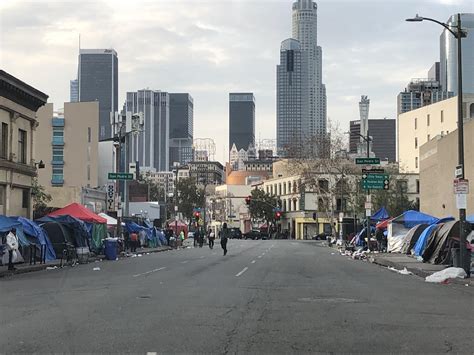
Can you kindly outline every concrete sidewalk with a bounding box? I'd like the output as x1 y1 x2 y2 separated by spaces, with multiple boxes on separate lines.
0 245 172 278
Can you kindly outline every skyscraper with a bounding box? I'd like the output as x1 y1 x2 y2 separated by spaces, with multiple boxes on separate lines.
349 119 396 162
169 93 193 168
276 38 308 155
78 49 118 140
125 89 169 172
70 79 78 102
440 14 474 94
229 93 255 152
291 0 327 135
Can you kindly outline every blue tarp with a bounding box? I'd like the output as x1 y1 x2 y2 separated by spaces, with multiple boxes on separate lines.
14 217 56 261
467 215 474 224
0 215 30 247
413 224 439 256
372 207 389 221
355 227 375 246
392 210 439 228
437 216 455 224
37 215 90 247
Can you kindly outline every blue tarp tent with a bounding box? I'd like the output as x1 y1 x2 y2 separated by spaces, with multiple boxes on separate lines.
413 224 441 256
14 217 56 261
372 207 389 221
0 215 29 247
355 226 375 246
393 210 439 228
467 215 474 224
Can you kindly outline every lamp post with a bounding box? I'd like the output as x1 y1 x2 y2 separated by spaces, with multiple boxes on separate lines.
406 14 469 275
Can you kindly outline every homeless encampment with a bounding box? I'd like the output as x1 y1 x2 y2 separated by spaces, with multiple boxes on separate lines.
372 207 389 222
413 223 442 256
13 217 56 262
387 210 439 253
422 220 472 265
399 224 428 254
0 216 26 265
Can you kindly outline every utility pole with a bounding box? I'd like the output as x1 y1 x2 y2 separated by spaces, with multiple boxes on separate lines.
366 130 371 251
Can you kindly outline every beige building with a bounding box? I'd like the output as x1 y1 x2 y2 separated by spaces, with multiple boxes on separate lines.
420 119 474 217
36 102 102 210
398 94 474 173
0 70 48 217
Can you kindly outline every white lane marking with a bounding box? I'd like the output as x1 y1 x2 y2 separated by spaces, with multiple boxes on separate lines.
147 352 157 355
235 267 249 277
181 260 189 264
251 260 256 264
133 267 166 278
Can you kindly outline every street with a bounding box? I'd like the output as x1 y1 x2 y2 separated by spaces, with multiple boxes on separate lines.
1 240 473 354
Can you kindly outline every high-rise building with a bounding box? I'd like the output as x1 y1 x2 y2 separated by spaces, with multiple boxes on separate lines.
349 119 396 162
428 62 440 82
78 49 118 140
70 79 78 102
169 93 193 168
125 89 169 172
440 13 474 94
277 38 308 155
229 93 255 152
291 0 327 135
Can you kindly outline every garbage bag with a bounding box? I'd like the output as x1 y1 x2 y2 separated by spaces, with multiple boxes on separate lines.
425 267 467 283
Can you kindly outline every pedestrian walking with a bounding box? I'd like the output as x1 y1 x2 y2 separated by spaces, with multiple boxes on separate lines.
199 228 204 248
220 223 230 256
179 230 185 246
194 229 200 247
130 232 138 252
375 227 384 252
6 228 19 270
208 228 215 249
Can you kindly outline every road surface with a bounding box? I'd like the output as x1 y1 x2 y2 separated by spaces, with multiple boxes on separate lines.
1 240 473 353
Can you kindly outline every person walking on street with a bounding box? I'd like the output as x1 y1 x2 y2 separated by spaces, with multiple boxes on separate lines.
179 230 185 246
194 229 200 248
220 223 230 256
208 228 215 249
6 228 19 271
130 232 138 252
199 228 204 248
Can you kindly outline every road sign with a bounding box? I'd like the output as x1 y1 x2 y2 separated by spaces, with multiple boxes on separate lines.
455 165 464 179
356 158 380 165
362 168 385 174
456 194 467 209
365 202 372 210
108 172 134 180
106 183 115 211
453 179 469 194
362 174 390 190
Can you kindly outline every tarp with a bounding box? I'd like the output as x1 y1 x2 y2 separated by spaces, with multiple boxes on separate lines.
393 210 438 228
371 207 389 221
467 215 474 224
98 213 118 226
0 215 29 247
14 217 56 261
376 218 394 230
400 224 427 254
37 215 90 247
413 224 442 256
48 203 107 224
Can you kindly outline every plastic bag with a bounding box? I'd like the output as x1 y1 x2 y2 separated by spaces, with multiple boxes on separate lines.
425 267 467 283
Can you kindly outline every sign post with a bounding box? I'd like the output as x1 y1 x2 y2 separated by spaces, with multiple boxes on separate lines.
108 172 134 180
106 183 116 212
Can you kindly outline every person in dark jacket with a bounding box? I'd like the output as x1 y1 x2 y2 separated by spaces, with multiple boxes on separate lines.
220 223 230 256
375 228 384 252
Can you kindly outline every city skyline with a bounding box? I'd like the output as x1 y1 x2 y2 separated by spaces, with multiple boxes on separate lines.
1 0 473 163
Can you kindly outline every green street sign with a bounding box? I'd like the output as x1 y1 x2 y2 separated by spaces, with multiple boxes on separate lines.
361 174 389 190
108 172 134 180
356 158 380 165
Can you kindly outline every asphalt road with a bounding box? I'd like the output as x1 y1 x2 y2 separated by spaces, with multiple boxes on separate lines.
1 240 473 354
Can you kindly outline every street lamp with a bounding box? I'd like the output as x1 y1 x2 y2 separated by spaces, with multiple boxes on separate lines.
406 14 469 275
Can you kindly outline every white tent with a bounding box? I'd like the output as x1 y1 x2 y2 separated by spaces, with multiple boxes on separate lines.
98 213 123 226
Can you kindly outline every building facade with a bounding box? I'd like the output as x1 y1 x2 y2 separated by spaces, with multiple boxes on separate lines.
69 79 78 103
36 102 101 209
0 70 48 218
398 94 474 173
276 38 308 155
169 93 193 168
420 118 474 217
349 119 397 162
77 48 118 140
440 13 474 94
125 89 169 172
229 93 255 152
188 161 224 186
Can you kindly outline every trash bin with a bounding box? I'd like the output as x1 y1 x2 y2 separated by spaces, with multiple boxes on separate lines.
104 238 118 261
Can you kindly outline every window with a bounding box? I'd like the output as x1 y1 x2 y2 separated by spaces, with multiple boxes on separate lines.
415 157 418 169
1 123 7 159
416 179 420 194
318 179 329 192
87 127 92 143
52 127 64 145
415 118 417 130
52 148 64 162
397 180 408 193
0 185 4 207
440 110 444 123
87 165 91 181
415 137 418 148
427 134 430 141
22 188 29 209
52 167 63 185
18 129 27 164
427 114 430 126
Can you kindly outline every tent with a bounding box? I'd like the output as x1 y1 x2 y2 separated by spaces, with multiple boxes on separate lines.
376 218 393 230
413 224 442 256
166 219 189 237
0 216 27 265
387 210 438 253
467 215 474 224
371 207 389 221
399 224 428 254
99 213 118 226
13 217 56 261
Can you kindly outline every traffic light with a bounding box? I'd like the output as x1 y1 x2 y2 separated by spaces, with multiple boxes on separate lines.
194 211 201 221
275 210 282 220
245 195 251 205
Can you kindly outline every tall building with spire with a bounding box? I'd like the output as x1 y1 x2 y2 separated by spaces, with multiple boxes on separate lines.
277 0 327 155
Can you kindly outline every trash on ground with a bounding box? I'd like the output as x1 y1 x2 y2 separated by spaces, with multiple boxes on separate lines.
388 266 412 275
46 266 58 270
137 254 143 257
93 267 101 271
425 267 467 283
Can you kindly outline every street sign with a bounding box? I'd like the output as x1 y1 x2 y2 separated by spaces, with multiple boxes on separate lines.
456 194 467 209
362 168 385 174
108 172 134 180
455 165 464 179
365 202 372 210
362 174 390 190
356 158 380 165
453 179 469 194
106 183 115 211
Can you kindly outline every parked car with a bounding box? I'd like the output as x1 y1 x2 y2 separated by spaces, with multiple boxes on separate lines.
244 230 261 240
312 232 331 240
229 228 242 239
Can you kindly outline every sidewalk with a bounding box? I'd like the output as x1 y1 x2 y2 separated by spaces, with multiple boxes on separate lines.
0 245 172 278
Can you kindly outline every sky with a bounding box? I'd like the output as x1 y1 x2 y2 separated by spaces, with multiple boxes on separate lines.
1 0 473 163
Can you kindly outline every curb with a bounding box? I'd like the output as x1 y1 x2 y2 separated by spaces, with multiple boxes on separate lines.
0 246 173 278
369 257 431 279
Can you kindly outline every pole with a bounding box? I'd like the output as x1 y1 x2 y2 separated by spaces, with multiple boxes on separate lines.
116 129 122 239
456 14 467 274
366 130 371 250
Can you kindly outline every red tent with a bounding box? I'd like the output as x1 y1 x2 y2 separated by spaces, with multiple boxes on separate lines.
166 219 189 236
48 203 107 224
